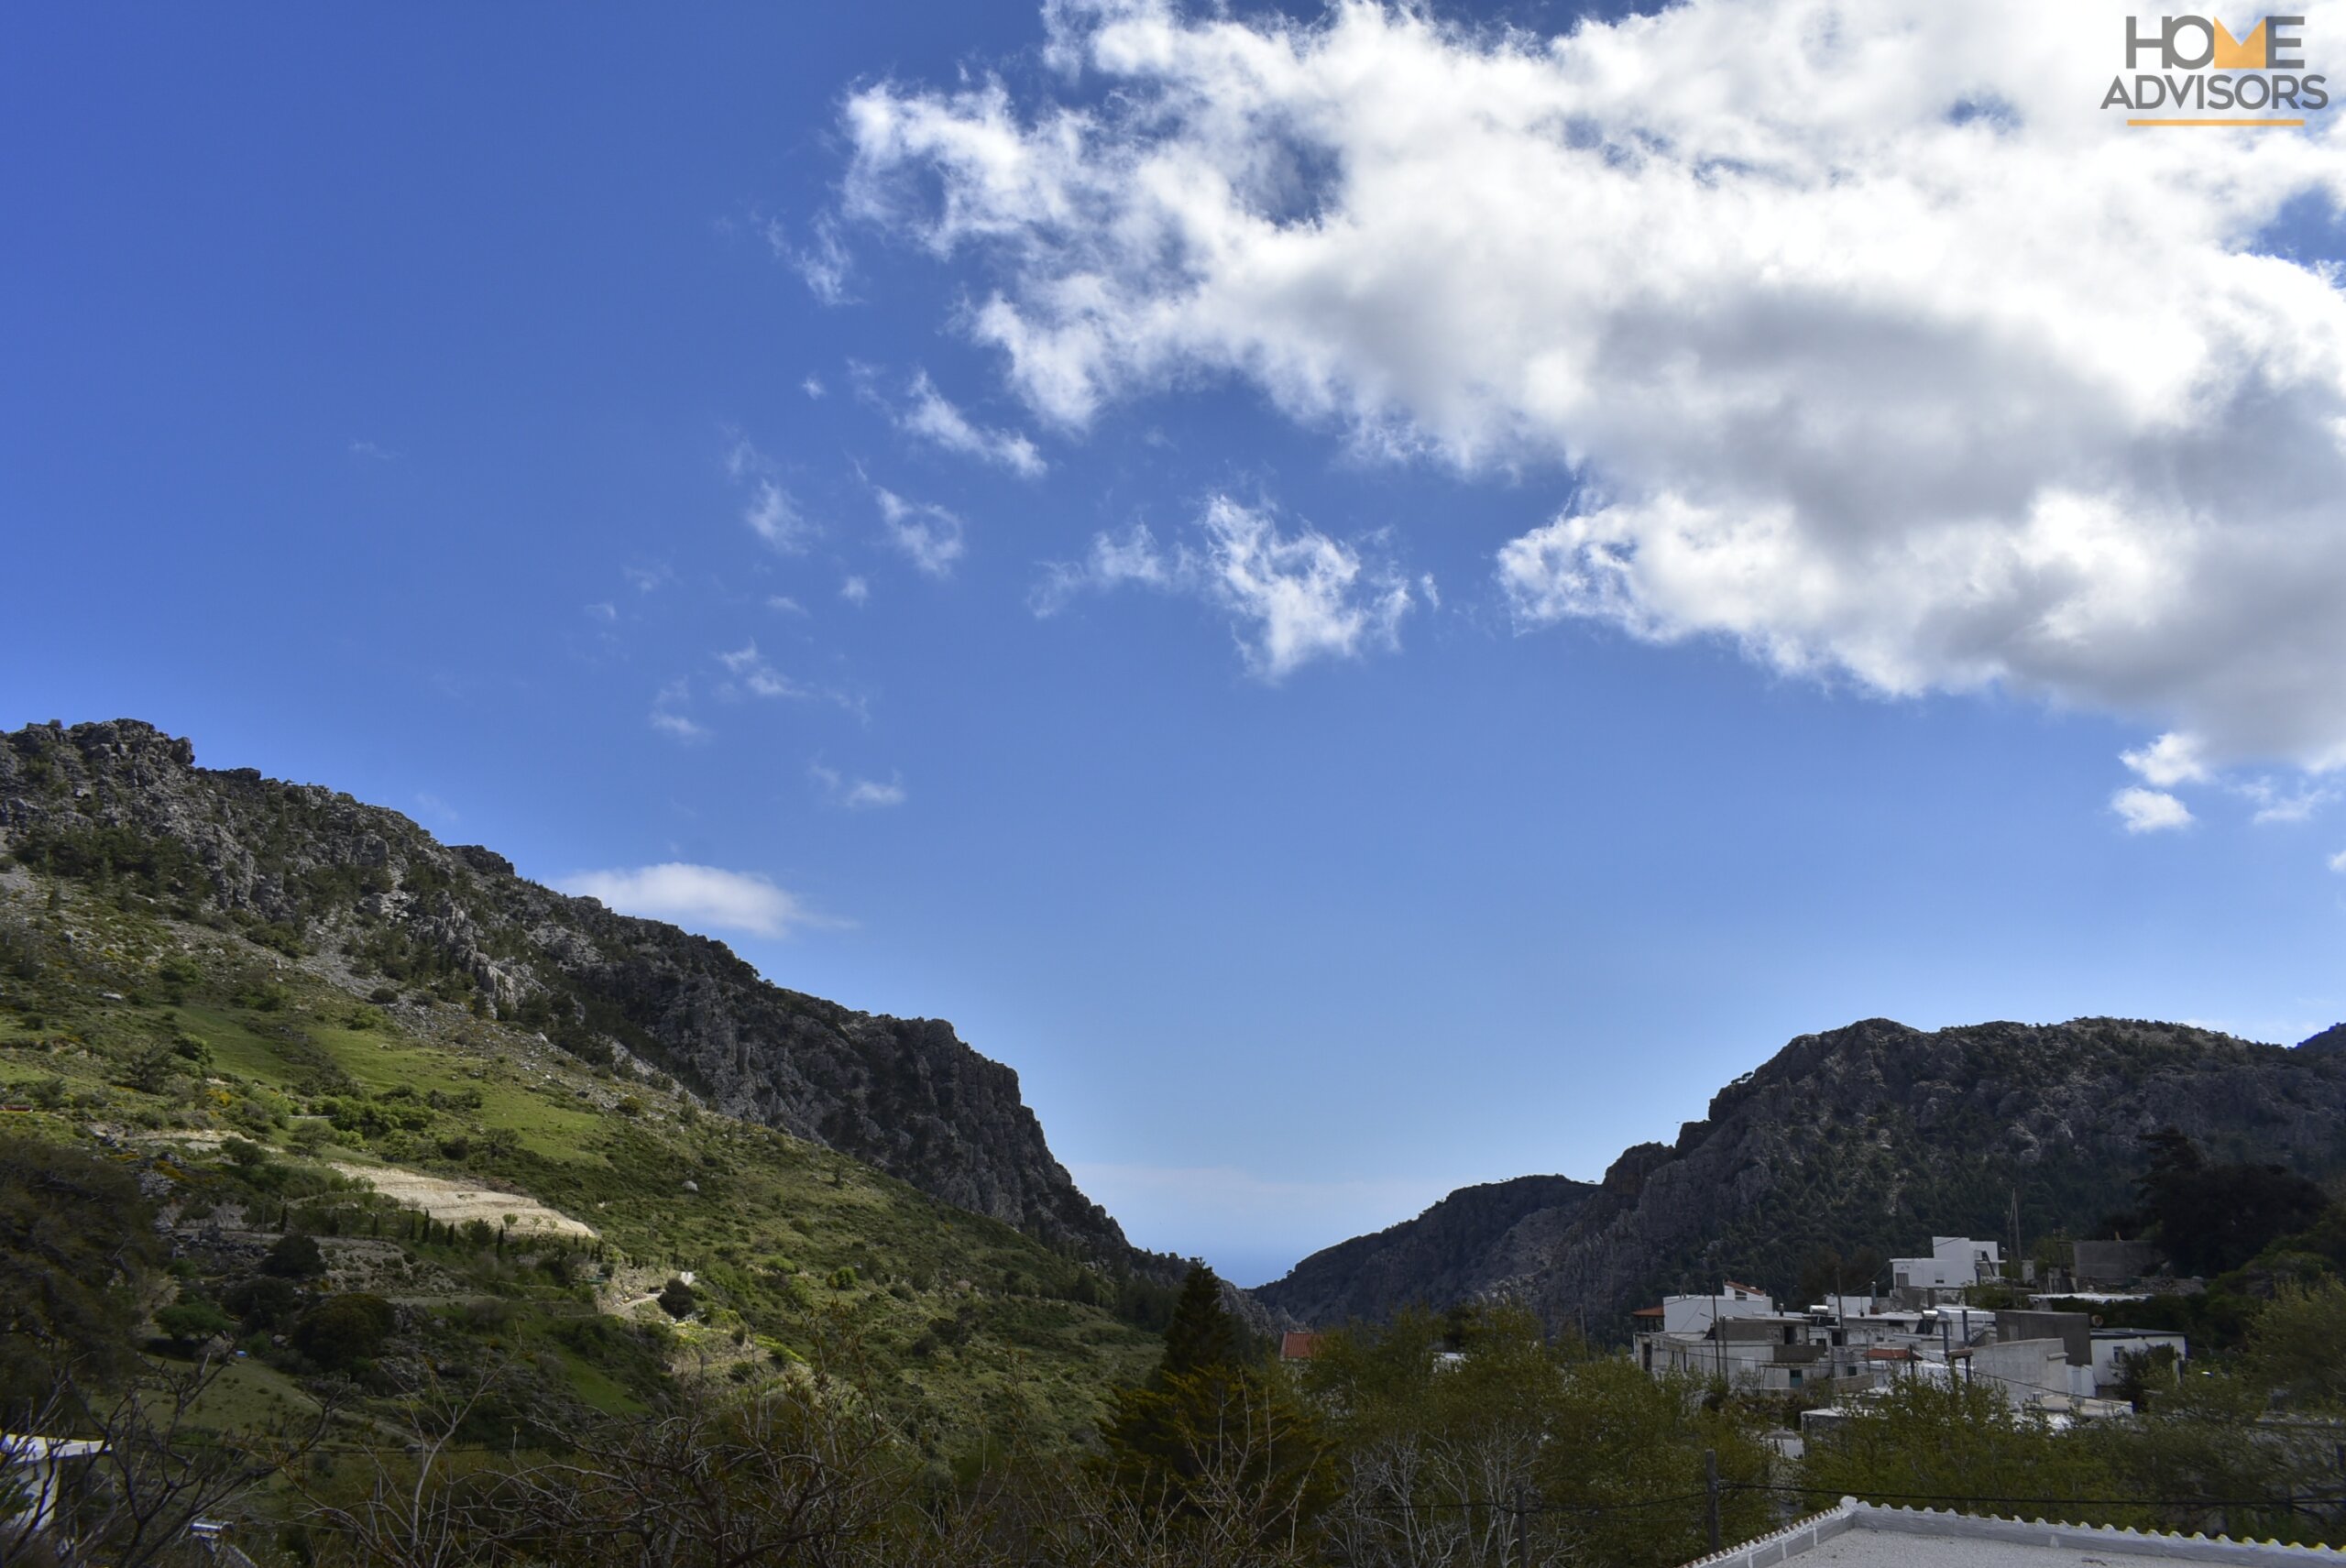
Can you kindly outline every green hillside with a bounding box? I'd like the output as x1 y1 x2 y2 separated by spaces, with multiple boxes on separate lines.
0 861 1168 1455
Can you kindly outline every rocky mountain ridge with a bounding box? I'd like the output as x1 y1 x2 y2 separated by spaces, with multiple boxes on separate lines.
0 718 1135 1266
1258 1016 2346 1336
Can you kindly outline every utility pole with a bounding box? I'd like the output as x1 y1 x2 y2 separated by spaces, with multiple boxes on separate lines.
2011 1187 2024 1291
1704 1448 1722 1553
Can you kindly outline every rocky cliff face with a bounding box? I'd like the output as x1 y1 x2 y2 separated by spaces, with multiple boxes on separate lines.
0 719 1131 1262
1261 1017 2346 1337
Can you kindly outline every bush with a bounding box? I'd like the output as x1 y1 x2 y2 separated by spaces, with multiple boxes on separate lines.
292 1293 396 1369
155 1292 236 1346
225 1275 307 1332
658 1277 699 1320
262 1233 328 1279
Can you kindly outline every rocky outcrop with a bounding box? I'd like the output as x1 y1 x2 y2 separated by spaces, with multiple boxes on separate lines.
0 719 1132 1263
1262 1017 2346 1338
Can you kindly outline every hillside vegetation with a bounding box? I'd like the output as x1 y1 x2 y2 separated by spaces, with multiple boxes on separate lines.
0 864 1171 1454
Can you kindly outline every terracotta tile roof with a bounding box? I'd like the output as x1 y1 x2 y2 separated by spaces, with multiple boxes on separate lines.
1279 1332 1324 1361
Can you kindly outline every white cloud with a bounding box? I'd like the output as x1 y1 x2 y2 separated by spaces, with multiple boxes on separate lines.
810 762 908 809
844 0 2346 771
898 370 1047 476
728 439 816 553
560 863 825 939
2112 786 2194 835
841 575 872 606
2330 850 2346 873
743 481 808 551
2240 779 2338 825
765 214 853 303
803 376 827 400
875 488 968 576
650 680 707 741
1036 494 1411 680
767 594 806 615
2121 733 2210 789
585 601 618 622
623 565 672 594
347 439 396 462
715 641 806 700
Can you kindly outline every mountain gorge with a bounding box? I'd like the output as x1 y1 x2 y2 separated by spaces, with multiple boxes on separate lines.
16 718 2346 1355
0 718 1132 1266
1260 1016 2346 1336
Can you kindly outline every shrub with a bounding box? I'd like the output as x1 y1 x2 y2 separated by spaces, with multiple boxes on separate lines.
155 1292 236 1346
292 1293 396 1368
263 1233 328 1279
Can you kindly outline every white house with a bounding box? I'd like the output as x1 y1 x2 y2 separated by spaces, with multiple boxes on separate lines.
1890 1236 2002 1293
1640 1282 1779 1336
2090 1328 2189 1391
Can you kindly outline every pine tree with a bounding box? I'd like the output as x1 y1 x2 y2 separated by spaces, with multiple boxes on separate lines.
1157 1263 1244 1383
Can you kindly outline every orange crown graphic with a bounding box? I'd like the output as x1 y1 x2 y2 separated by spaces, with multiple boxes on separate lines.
2213 18 2269 68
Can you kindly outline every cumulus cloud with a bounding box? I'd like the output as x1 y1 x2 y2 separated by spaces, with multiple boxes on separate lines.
2121 733 2212 789
560 863 825 939
1037 493 1411 679
875 488 968 576
2331 849 2346 872
843 0 2346 769
841 575 872 606
899 370 1047 475
2112 787 2194 835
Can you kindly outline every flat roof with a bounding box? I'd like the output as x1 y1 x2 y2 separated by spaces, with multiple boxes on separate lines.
1680 1500 2346 1567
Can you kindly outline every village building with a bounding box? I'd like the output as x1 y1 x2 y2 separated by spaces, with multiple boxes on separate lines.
1629 1236 2187 1419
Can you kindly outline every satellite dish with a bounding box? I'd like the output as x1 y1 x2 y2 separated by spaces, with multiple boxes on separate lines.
2090 1314 2104 1327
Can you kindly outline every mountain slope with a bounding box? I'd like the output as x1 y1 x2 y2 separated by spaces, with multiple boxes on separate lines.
1260 1016 2346 1336
0 863 1169 1442
1254 1173 1596 1327
0 718 1127 1263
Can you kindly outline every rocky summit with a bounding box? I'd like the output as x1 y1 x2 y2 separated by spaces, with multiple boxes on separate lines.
1260 1015 2346 1336
0 718 1132 1263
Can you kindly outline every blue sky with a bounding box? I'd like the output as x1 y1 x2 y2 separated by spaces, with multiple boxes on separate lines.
8 2 2346 1286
